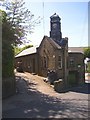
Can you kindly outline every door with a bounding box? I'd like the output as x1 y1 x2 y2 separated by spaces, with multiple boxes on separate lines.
68 70 78 86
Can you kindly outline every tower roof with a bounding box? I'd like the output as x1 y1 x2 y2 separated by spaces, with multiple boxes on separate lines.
50 13 61 20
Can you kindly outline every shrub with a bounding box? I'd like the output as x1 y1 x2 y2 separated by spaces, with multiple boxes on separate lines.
2 43 14 78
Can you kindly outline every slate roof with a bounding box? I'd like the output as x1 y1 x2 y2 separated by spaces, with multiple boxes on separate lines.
46 36 61 49
56 38 68 47
68 47 84 53
15 46 38 58
15 36 84 58
15 36 62 58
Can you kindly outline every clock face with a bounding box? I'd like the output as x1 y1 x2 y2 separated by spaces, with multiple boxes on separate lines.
52 23 57 29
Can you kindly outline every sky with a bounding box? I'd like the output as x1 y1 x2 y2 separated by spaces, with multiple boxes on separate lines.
0 0 89 47
24 1 88 47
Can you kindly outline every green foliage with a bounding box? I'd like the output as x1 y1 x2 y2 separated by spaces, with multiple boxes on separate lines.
1 0 40 97
0 9 6 23
1 10 14 78
14 44 33 55
84 47 90 58
14 46 22 56
2 44 14 78
1 0 40 78
1 10 16 97
3 0 41 45
21 45 33 51
87 62 90 73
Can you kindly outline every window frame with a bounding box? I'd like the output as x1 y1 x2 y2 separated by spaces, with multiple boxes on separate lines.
43 56 47 68
58 55 62 69
69 57 75 67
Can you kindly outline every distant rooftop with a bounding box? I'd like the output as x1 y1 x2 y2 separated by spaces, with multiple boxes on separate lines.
15 45 38 58
15 38 85 58
68 47 84 53
15 36 62 58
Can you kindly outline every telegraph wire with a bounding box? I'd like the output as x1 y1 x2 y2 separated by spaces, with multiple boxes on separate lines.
79 7 88 47
43 1 45 35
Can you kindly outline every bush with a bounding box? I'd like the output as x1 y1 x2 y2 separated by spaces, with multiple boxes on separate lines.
87 62 90 73
2 42 16 98
2 10 16 98
2 43 14 78
84 47 90 59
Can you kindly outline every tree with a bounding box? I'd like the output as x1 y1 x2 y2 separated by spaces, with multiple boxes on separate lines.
84 47 90 58
14 44 33 56
1 9 16 46
21 44 33 50
3 0 41 46
1 10 16 98
1 10 15 78
1 0 41 98
1 0 41 77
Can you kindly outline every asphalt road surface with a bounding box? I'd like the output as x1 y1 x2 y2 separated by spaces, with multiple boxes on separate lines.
2 72 90 119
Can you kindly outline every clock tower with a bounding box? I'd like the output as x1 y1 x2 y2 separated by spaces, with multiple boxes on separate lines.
50 13 62 43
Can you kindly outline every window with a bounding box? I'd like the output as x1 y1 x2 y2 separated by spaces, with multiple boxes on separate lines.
70 57 74 67
44 57 47 68
58 55 62 69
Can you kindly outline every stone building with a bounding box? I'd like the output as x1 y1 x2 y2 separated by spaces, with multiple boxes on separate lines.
15 13 85 91
68 52 85 86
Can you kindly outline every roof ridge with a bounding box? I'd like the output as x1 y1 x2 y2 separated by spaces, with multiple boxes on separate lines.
47 37 61 49
15 46 38 58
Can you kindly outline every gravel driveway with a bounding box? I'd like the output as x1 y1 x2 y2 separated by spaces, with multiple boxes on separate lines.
2 72 89 119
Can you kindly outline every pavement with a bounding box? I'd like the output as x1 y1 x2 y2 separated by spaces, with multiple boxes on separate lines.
2 72 90 119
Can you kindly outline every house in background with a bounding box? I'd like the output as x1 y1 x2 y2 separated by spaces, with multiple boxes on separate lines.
68 51 85 86
15 46 38 74
15 13 85 91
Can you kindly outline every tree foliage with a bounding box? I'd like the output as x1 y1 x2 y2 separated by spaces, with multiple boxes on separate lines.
3 0 41 46
14 44 33 56
1 10 17 45
1 0 41 77
84 47 90 58
1 0 41 97
1 10 15 78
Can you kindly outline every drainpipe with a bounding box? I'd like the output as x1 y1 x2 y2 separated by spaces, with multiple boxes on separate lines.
62 46 68 89
62 47 65 88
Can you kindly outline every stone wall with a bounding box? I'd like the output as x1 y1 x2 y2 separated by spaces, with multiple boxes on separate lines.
68 52 85 86
38 37 56 77
15 53 38 74
2 76 16 99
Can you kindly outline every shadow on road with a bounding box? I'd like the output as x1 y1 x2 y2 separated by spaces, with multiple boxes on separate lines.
66 83 90 94
2 75 89 119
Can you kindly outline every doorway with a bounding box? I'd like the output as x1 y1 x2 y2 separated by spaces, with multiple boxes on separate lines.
68 70 79 86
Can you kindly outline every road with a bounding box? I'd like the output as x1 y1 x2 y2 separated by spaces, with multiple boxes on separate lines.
2 72 89 119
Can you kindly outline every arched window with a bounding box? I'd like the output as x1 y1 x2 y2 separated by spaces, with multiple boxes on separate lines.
70 57 74 67
44 57 47 68
58 55 62 69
